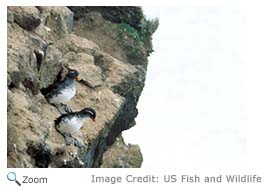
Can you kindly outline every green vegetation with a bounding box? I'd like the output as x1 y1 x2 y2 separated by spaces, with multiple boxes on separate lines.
100 7 159 64
115 22 144 59
114 16 159 63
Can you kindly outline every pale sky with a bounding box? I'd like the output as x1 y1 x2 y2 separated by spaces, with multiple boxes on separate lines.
123 5 247 169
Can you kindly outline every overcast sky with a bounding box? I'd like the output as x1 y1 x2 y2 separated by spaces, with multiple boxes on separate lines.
123 5 248 169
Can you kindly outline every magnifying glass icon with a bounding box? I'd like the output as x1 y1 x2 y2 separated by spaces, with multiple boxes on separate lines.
7 172 21 186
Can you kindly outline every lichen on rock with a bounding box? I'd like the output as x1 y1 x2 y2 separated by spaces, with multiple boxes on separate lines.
7 6 158 168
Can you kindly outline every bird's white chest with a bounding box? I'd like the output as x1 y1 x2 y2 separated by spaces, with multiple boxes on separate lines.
57 117 84 135
50 85 76 104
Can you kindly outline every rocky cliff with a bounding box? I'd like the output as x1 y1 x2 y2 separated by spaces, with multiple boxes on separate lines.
7 6 158 168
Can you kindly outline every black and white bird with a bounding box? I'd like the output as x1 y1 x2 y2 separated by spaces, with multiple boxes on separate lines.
55 107 96 147
41 69 80 113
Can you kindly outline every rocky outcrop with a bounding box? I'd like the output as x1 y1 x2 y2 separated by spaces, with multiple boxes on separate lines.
101 135 143 168
7 6 157 168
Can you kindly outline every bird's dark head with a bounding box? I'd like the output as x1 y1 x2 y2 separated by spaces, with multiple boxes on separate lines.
66 69 80 81
81 107 96 122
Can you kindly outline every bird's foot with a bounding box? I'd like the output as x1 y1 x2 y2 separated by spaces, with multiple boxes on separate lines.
73 138 82 148
61 104 73 113
65 106 73 113
64 137 71 146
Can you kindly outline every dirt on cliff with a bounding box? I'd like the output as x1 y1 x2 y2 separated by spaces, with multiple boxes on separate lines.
7 6 158 168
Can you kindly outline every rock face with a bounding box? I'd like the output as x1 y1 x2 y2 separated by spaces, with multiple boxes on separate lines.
7 6 157 168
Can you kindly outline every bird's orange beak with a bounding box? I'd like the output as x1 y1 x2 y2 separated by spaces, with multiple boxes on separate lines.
75 76 80 81
92 118 96 122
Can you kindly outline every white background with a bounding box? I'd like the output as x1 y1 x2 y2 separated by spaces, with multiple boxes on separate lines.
124 5 245 169
1 0 269 190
